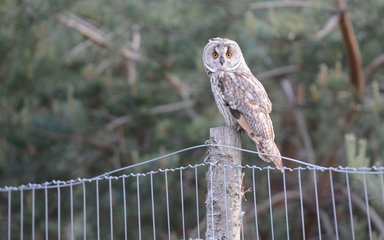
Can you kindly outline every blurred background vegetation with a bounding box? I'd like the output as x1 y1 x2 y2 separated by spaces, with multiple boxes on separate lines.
1 0 384 239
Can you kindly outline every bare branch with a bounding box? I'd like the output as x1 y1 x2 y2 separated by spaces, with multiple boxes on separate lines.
319 209 336 238
165 72 191 99
250 1 313 10
90 108 116 120
364 53 384 82
147 100 194 115
256 65 300 81
312 15 340 41
58 12 141 61
165 72 198 118
94 58 115 77
58 12 109 48
281 79 316 165
66 41 93 62
105 115 132 131
125 24 141 94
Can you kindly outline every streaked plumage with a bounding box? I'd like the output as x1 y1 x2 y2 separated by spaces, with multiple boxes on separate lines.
203 37 282 170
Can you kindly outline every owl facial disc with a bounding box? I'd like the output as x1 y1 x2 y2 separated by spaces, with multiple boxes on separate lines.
203 37 243 73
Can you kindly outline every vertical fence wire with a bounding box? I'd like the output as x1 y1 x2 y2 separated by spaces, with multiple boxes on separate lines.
179 169 186 240
267 168 275 240
122 178 127 240
150 173 156 240
298 168 306 240
252 168 259 240
8 190 11 240
70 184 74 240
209 165 214 240
57 184 61 240
20 189 24 240
83 182 87 240
1 162 384 240
109 179 114 240
96 179 101 240
283 170 290 240
362 173 373 240
194 167 200 239
32 188 35 240
345 172 355 240
165 171 171 240
136 175 141 240
313 169 322 240
44 187 48 240
238 167 244 240
329 170 339 240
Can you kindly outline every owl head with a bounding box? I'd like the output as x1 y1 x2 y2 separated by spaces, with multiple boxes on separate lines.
203 37 245 73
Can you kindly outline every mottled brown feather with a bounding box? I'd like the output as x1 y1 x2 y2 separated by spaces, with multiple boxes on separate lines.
235 112 283 171
215 71 283 171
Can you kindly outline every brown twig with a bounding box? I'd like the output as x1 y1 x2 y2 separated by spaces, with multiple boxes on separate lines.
334 0 364 96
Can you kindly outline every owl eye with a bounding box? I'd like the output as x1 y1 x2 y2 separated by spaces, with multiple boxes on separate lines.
226 53 232 58
212 52 219 59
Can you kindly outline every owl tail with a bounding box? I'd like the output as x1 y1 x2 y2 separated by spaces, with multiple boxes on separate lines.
256 140 283 171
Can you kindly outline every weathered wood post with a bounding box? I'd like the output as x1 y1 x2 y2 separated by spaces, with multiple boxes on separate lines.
205 126 243 240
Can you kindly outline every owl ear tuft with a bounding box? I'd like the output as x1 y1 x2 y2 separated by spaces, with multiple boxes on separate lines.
209 37 223 43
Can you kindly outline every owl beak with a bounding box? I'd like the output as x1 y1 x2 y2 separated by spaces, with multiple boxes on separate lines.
219 56 224 65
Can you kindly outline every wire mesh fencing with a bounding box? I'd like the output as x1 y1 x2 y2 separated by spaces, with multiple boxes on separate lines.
1 145 384 240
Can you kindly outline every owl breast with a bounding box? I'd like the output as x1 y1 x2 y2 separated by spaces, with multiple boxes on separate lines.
210 71 238 128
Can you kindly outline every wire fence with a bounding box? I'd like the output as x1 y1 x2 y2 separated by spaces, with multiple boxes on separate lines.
1 144 384 239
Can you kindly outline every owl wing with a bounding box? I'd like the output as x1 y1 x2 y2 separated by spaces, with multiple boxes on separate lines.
227 70 272 113
221 70 283 170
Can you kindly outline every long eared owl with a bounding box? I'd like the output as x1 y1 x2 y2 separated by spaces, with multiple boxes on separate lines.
203 37 283 170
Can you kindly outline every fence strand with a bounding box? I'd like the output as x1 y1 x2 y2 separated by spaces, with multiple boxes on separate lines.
1 142 383 239
1 143 383 192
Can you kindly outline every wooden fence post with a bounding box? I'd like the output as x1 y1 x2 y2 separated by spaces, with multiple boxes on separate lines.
205 126 243 240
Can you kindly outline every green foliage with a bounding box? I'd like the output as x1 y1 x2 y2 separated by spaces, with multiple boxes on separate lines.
345 133 384 221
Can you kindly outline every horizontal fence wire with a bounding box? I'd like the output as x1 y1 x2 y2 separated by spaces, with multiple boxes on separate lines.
1 144 384 239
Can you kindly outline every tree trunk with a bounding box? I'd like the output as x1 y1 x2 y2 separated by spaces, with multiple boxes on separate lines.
205 126 243 240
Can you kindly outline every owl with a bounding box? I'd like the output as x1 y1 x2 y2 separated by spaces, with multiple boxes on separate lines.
203 37 283 170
